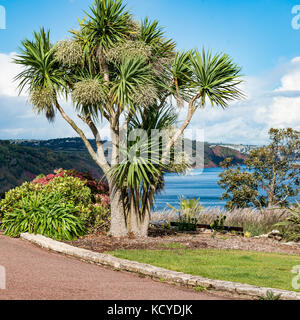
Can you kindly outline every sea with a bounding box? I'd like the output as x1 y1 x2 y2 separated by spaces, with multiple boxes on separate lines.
154 167 226 211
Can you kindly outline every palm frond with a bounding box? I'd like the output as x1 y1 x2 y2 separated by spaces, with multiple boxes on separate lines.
13 27 67 121
190 48 244 108
110 56 155 109
84 0 133 48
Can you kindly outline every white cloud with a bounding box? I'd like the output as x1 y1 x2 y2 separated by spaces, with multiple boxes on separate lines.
276 57 300 92
0 53 25 97
183 56 300 144
266 96 300 129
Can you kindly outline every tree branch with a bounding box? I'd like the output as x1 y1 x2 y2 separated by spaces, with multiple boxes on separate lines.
54 99 110 172
162 91 202 162
77 114 111 172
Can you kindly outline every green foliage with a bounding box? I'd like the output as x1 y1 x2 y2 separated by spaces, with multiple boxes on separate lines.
110 104 181 217
40 175 92 206
80 203 110 233
1 192 85 240
0 182 36 220
168 197 202 232
219 128 300 209
13 28 67 121
188 49 244 108
275 203 300 241
168 196 203 219
258 290 281 300
194 286 208 292
0 170 111 238
210 214 227 232
218 162 259 210
84 0 133 48
177 215 198 232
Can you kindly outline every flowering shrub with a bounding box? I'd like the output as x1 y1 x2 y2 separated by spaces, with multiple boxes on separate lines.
33 169 110 207
0 169 111 238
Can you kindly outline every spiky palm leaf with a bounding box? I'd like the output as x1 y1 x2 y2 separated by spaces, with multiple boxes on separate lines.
170 50 194 106
14 28 67 121
71 18 99 74
189 48 244 108
84 0 133 48
109 104 179 210
110 56 155 109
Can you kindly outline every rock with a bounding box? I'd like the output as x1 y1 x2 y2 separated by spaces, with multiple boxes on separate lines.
255 234 268 239
270 230 281 235
267 230 283 241
201 229 213 234
283 241 300 246
274 236 283 241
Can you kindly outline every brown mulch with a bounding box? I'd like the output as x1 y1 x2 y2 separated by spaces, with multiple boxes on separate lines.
66 228 300 256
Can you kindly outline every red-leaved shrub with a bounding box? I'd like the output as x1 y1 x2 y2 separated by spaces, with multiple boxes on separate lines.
33 169 110 207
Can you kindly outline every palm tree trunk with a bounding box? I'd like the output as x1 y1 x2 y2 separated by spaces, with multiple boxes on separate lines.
108 179 128 237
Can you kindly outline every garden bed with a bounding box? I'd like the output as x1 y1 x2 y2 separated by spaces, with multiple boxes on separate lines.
66 229 300 255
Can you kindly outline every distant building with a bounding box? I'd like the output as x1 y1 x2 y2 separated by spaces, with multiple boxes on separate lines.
208 143 260 155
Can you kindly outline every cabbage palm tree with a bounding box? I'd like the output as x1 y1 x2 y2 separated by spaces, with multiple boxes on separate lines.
14 0 244 237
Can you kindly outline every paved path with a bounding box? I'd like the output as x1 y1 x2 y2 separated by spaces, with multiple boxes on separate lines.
0 235 229 300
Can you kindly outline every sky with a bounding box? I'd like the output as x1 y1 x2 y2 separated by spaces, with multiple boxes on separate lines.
0 0 300 144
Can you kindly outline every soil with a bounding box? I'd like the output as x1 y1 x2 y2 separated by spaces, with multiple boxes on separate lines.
66 227 300 255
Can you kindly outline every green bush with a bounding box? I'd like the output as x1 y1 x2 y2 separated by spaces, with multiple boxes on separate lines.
0 169 111 239
1 192 85 240
0 182 36 220
80 203 110 234
39 175 92 206
168 196 203 219
276 203 300 241
210 214 227 233
177 215 197 231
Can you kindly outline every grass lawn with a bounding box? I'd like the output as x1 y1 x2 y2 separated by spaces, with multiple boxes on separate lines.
109 248 300 292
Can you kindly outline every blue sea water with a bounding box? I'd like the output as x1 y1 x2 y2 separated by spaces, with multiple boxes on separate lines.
154 167 227 211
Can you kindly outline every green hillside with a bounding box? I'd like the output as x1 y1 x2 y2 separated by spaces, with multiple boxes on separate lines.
0 138 247 194
0 140 103 194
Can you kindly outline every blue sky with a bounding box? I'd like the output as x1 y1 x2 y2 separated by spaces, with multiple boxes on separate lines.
0 0 300 144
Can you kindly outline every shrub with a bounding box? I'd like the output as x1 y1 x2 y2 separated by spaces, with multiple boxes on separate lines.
81 203 110 234
210 214 227 233
275 203 300 241
38 174 92 206
33 168 110 206
177 215 197 232
1 192 85 240
0 182 37 220
0 169 111 238
168 196 203 219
